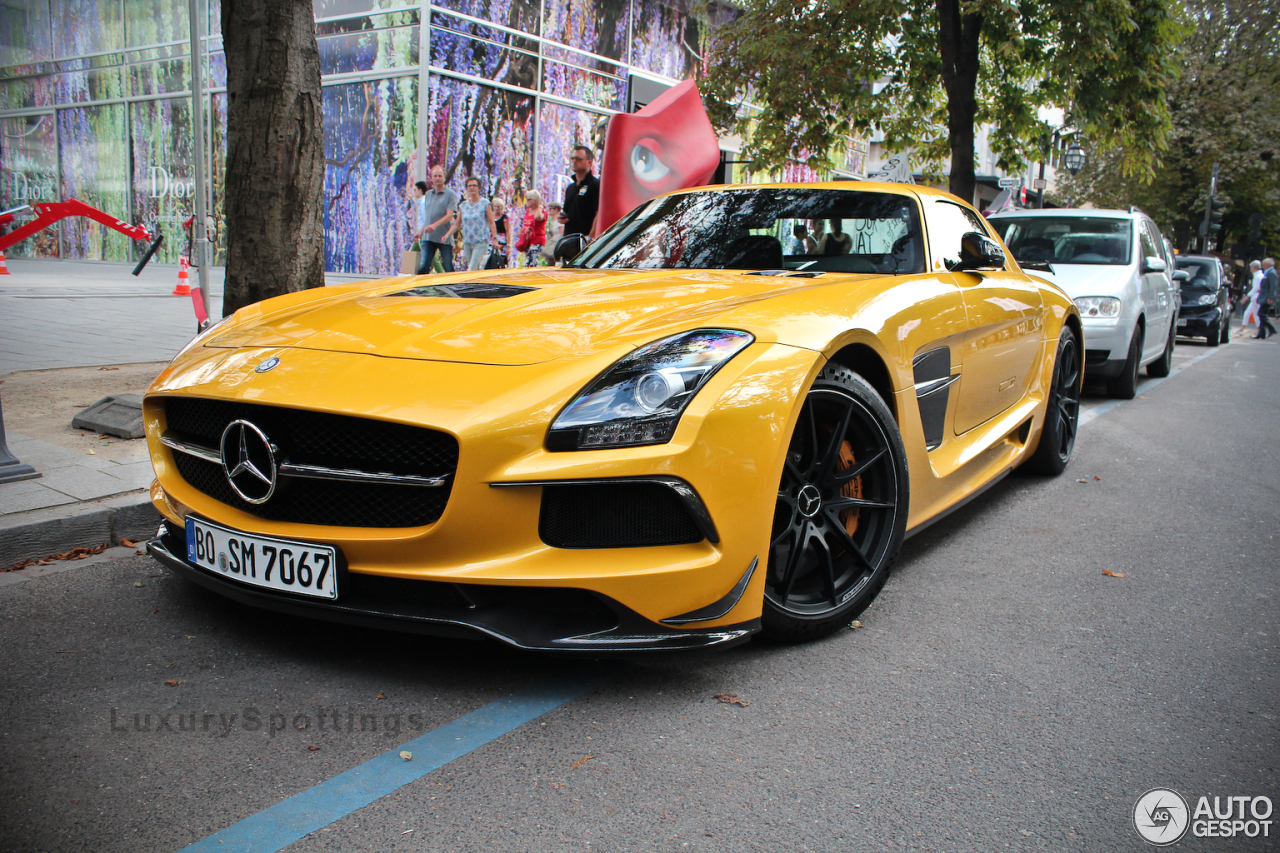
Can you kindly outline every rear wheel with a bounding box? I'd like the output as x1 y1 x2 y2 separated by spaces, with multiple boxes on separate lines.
1106 325 1143 399
1147 319 1175 377
1023 327 1080 475
762 366 908 642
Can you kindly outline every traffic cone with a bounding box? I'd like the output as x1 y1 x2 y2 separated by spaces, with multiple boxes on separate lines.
172 255 191 295
0 251 10 275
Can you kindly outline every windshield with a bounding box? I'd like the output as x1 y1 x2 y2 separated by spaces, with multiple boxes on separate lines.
1176 258 1218 289
991 217 1133 266
571 188 924 275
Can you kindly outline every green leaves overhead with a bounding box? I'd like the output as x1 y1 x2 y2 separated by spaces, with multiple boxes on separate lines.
700 0 1182 200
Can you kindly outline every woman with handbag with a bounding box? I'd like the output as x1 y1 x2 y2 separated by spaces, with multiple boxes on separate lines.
516 190 547 268
457 177 499 271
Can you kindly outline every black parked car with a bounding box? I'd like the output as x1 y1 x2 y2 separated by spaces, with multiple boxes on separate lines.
1176 255 1232 346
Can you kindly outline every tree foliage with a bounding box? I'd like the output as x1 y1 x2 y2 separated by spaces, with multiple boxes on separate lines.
699 0 1183 202
1054 0 1280 256
221 0 326 314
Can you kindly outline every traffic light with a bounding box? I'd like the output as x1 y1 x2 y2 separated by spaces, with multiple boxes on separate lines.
1207 198 1227 235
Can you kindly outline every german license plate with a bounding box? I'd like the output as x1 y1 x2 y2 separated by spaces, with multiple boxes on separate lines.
186 517 338 600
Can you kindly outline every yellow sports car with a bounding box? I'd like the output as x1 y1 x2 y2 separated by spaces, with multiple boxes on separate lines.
144 182 1082 652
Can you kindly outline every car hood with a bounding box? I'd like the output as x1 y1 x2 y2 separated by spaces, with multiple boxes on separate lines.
1028 263 1133 298
204 267 851 365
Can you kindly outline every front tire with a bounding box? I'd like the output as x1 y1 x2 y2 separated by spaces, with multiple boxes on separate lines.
1023 327 1081 475
1220 314 1231 344
1106 325 1143 399
1147 319 1175 377
761 366 908 642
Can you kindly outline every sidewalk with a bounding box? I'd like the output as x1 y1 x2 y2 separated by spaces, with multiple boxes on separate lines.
0 256 379 568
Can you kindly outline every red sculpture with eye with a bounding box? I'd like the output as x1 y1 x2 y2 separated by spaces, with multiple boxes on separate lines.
595 80 721 235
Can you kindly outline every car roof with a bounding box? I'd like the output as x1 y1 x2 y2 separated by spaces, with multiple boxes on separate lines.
987 208 1133 219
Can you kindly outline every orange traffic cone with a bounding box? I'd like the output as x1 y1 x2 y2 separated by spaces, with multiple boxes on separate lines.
0 251 10 275
172 255 191 295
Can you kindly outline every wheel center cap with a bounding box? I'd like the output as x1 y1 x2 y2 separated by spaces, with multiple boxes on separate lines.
797 484 822 518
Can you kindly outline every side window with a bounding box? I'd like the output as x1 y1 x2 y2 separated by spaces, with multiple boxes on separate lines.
928 200 993 271
1138 221 1159 263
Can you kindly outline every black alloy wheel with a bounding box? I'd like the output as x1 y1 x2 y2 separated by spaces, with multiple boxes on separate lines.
1106 325 1143 399
1024 326 1081 475
1147 319 1175 377
762 366 908 642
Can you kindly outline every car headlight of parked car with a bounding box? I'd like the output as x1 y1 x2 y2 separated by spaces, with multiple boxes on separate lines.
1073 296 1122 317
549 328 754 450
1193 293 1218 306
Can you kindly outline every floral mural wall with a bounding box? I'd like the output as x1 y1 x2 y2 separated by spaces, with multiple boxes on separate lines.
130 97 195 265
58 103 131 261
323 76 419 274
0 113 59 257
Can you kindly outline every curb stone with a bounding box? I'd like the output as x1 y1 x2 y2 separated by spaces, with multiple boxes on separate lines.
0 491 159 568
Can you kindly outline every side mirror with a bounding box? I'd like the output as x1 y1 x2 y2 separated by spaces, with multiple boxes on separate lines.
1141 256 1167 274
554 233 589 264
1171 269 1190 283
954 232 1006 272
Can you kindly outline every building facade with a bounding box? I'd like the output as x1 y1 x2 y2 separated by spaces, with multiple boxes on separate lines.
0 0 749 274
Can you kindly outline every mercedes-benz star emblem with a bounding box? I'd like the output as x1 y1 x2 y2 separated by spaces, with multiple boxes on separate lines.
219 419 278 504
797 484 822 518
255 357 281 373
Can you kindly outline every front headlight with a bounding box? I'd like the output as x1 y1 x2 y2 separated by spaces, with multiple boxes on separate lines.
1074 296 1121 318
548 329 754 450
1195 293 1218 306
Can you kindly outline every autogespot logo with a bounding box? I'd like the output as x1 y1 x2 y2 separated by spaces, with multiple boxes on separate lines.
1134 788 1190 846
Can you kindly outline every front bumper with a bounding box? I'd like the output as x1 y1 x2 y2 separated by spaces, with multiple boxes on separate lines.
1177 306 1222 337
147 522 758 654
1081 317 1133 378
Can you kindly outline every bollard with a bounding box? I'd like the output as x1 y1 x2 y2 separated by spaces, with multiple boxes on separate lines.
0 396 40 484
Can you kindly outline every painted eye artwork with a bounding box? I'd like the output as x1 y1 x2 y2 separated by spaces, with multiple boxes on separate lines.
596 80 721 235
630 139 672 185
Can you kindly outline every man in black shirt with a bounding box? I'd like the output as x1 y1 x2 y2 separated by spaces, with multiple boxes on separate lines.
561 145 600 237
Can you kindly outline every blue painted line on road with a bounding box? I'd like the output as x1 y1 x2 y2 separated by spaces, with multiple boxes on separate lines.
1079 346 1221 428
179 665 621 853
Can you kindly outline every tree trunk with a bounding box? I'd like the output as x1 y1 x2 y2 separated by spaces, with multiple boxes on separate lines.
936 0 982 204
221 0 325 315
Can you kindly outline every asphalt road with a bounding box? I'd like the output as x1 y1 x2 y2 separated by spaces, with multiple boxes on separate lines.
2 336 1277 853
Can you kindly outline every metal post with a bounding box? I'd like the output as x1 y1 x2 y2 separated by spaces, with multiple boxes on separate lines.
188 0 212 321
1199 162 1219 255
0 397 40 484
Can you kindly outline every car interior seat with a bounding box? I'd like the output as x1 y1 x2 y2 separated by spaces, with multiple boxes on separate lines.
723 235 784 270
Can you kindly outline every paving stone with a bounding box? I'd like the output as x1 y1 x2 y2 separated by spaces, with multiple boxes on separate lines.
0 480 77 514
31 466 137 501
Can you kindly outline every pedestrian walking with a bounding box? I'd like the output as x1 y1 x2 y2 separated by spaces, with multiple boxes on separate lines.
561 145 600 238
457 177 499 271
491 198 512 267
417 165 458 275
1240 260 1263 336
542 202 564 265
1255 258 1277 339
517 190 547 268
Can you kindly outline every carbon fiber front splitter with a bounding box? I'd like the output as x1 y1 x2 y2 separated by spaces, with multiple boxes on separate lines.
146 528 758 655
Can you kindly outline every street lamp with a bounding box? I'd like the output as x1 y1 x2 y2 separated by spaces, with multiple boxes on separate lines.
1064 143 1087 176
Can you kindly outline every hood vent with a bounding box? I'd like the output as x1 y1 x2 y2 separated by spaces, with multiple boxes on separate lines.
389 283 537 299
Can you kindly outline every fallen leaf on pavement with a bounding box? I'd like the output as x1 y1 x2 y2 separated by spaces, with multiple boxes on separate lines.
571 756 595 769
849 620 863 629
1076 478 1087 483
164 680 181 686
1093 476 1101 481
98 366 119 371
376 693 387 699
134 582 144 588
308 746 321 751
149 610 159 615
1102 570 1125 578
713 693 751 707
121 538 138 548
400 751 413 760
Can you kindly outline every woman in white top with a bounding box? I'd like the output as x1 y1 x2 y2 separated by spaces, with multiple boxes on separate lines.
1241 260 1264 335
456 177 499 271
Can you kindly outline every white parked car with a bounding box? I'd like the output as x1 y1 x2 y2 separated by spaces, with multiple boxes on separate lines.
988 208 1179 398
